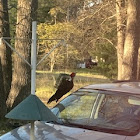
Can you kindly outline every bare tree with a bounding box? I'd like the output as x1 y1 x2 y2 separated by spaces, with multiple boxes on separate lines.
137 48 140 80
116 0 126 80
0 58 6 118
6 0 38 109
0 0 12 117
121 0 140 80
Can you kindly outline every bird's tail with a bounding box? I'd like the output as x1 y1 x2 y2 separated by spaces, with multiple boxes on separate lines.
47 95 56 104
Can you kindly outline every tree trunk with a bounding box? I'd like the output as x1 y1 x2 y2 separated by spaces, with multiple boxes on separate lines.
122 0 140 80
116 0 125 80
6 0 38 109
3 0 12 98
137 48 140 80
0 58 6 119
50 51 55 72
0 0 11 117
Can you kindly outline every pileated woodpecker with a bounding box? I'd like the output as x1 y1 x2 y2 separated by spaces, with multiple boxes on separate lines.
47 72 76 104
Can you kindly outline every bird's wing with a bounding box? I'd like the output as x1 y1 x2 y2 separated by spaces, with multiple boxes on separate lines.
57 76 70 89
57 78 74 94
55 74 70 88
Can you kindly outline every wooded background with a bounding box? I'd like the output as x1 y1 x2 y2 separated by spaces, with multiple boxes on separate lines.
0 0 140 119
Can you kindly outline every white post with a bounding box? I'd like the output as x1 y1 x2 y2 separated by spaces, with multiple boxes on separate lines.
30 21 37 140
31 21 37 95
30 121 35 140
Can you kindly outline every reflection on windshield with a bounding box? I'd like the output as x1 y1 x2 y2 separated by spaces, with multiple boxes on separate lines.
51 91 140 136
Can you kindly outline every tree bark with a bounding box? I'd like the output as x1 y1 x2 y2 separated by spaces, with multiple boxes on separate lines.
122 0 140 80
116 0 125 80
0 0 11 117
0 58 6 119
3 0 12 98
6 0 38 109
50 51 55 72
137 48 140 80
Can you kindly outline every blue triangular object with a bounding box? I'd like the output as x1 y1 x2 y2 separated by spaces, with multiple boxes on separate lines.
5 94 57 121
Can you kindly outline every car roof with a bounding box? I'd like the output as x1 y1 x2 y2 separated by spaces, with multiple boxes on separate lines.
82 82 140 95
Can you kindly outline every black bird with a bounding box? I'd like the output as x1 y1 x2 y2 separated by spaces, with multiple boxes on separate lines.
47 72 76 104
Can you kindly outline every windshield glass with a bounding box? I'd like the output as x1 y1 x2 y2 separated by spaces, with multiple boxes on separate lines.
51 90 140 136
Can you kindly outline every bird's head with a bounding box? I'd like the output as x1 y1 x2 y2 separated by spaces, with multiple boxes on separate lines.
70 72 76 78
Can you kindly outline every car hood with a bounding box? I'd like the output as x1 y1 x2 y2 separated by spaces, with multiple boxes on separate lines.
0 121 127 140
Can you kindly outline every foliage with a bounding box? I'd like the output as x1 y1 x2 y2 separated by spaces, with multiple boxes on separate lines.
37 22 81 71
92 27 117 79
70 0 117 78
8 0 17 37
38 0 56 23
36 0 118 78
93 42 117 79
37 22 81 39
8 0 118 78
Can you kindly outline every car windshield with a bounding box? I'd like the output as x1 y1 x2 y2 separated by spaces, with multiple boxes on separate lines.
51 90 140 136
